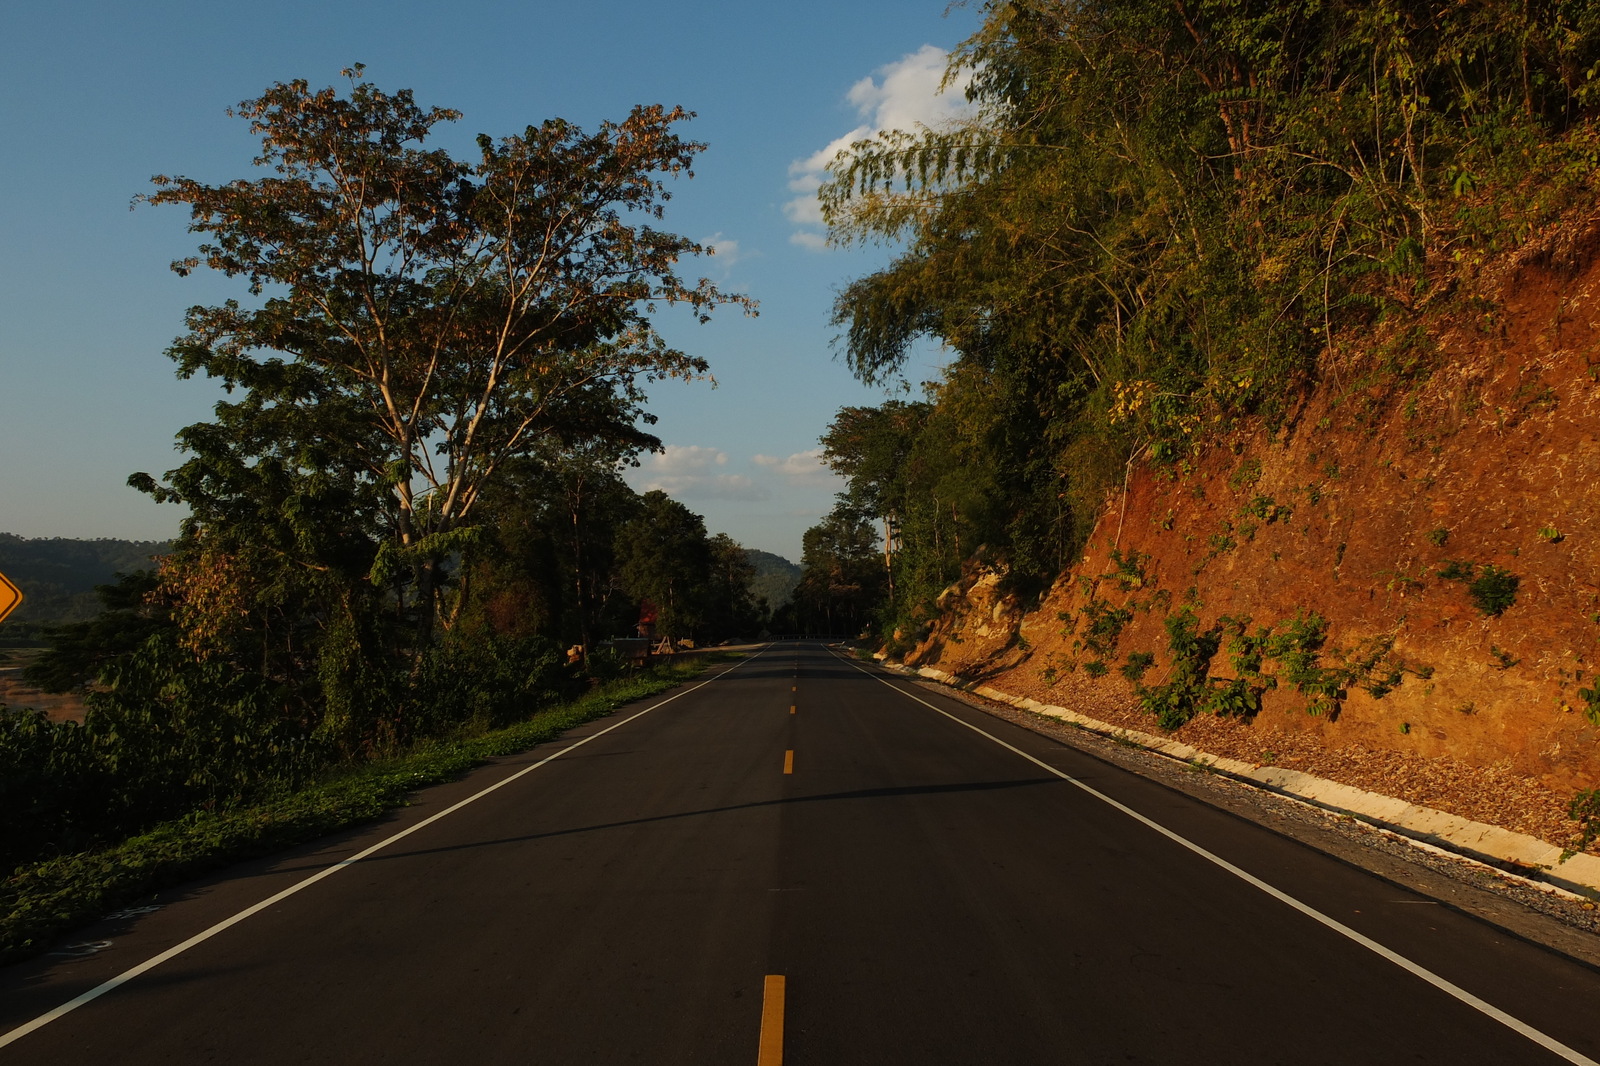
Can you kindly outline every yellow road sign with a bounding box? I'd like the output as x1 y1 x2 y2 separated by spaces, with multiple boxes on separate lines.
0 570 21 626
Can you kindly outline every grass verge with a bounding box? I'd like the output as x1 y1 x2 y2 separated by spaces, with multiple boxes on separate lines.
0 658 712 964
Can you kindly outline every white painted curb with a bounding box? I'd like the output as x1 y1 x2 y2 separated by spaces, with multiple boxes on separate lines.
896 663 1600 900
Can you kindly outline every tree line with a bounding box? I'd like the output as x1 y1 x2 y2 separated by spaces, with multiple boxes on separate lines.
1 69 772 876
794 0 1600 648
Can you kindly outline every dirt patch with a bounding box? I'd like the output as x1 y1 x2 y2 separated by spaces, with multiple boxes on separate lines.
0 669 87 723
906 236 1600 855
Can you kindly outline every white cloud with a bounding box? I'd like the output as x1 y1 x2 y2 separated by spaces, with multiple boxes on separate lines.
845 43 973 133
701 232 746 271
788 231 830 252
629 445 771 502
752 449 843 487
786 44 974 251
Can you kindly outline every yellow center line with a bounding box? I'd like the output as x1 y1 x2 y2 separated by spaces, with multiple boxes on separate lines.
783 749 794 774
790 704 796 715
757 974 785 1065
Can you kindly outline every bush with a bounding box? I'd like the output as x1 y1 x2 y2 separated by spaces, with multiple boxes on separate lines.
411 633 568 735
0 707 105 872
1467 565 1519 616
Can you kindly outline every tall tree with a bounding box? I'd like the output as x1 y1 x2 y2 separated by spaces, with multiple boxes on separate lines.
705 532 759 640
614 490 712 643
141 66 751 641
814 0 1600 616
792 504 885 637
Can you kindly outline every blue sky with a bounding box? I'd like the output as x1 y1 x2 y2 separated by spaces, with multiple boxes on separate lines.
0 0 978 562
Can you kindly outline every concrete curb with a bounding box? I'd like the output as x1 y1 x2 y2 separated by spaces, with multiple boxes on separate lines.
889 661 1600 900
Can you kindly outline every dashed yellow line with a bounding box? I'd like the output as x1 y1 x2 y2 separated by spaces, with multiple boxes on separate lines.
783 750 794 774
757 974 786 1064
790 704 796 715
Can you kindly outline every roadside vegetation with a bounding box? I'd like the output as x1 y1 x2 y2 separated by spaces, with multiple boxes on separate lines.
1 69 779 926
797 0 1600 652
0 657 709 962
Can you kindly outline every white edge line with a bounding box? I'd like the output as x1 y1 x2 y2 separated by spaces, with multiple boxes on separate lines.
831 650 1599 1066
0 648 768 1051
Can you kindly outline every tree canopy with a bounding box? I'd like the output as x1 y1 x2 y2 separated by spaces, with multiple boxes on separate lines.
812 0 1600 646
139 66 752 639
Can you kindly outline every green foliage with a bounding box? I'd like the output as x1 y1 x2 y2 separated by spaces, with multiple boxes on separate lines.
811 0 1600 638
0 659 705 961
705 534 762 640
1426 527 1450 546
787 503 887 637
615 491 714 642
1228 460 1263 492
1567 787 1600 861
1137 609 1224 730
1203 678 1262 720
23 571 166 692
1120 650 1156 682
1436 560 1520 614
1264 612 1341 716
1129 608 1404 727
1109 547 1150 592
138 68 744 650
1577 682 1600 727
1078 594 1133 659
411 634 568 736
746 549 803 611
1468 565 1520 616
1241 495 1289 524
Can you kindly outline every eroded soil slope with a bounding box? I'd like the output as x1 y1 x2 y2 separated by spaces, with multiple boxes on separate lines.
906 231 1600 847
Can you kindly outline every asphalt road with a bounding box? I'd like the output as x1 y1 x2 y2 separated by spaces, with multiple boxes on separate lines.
3 642 1599 1064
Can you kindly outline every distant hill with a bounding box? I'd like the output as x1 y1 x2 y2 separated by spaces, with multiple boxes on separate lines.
745 548 801 609
0 534 170 632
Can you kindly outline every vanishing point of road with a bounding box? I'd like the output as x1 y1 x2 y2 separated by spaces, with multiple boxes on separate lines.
3 643 1598 1064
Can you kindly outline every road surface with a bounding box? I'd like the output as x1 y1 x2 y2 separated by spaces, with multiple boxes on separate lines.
3 643 1598 1064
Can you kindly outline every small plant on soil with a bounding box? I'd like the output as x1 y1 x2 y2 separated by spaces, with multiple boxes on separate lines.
1120 651 1156 681
1078 595 1132 658
1229 457 1263 491
1426 527 1450 546
1203 677 1262 717
1565 788 1600 860
1538 525 1565 543
1490 645 1520 670
1241 494 1290 523
1109 547 1150 591
1578 681 1600 727
1468 565 1519 616
1264 612 1345 716
1083 660 1109 678
1434 560 1520 615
